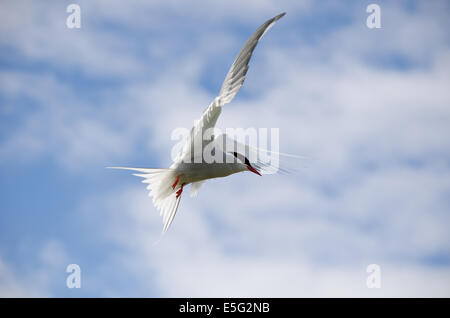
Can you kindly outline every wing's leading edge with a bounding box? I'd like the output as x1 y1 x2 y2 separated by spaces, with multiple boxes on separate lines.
176 13 286 164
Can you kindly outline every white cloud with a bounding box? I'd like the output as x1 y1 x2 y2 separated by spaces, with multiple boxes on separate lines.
0 258 34 297
0 70 136 169
81 183 450 297
0 240 70 297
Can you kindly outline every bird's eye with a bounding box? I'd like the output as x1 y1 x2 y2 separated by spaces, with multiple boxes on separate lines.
230 152 250 165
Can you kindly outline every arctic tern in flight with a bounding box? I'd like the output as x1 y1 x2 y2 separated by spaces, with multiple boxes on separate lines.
110 13 286 233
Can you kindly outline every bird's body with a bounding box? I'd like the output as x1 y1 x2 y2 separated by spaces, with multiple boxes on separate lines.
110 13 286 233
173 162 247 185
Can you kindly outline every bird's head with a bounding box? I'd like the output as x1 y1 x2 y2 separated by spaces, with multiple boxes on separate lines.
230 152 261 176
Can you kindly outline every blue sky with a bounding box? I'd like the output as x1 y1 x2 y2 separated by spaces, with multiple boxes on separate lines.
0 0 449 297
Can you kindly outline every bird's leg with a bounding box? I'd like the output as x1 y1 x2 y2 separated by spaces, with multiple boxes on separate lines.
176 183 185 198
172 175 180 190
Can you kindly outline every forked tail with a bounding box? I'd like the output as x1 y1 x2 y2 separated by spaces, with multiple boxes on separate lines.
107 166 181 234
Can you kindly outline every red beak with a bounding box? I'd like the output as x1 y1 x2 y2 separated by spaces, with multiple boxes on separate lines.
247 165 262 176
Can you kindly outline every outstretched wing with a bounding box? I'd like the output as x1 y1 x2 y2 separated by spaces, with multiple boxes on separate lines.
174 12 286 165
219 12 286 104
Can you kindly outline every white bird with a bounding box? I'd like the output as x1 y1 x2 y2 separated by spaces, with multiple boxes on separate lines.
110 13 286 234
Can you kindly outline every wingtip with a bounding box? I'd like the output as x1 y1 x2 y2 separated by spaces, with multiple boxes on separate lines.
275 12 286 20
270 12 286 24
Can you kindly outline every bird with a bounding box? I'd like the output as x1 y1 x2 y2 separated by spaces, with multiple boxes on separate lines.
109 13 286 234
